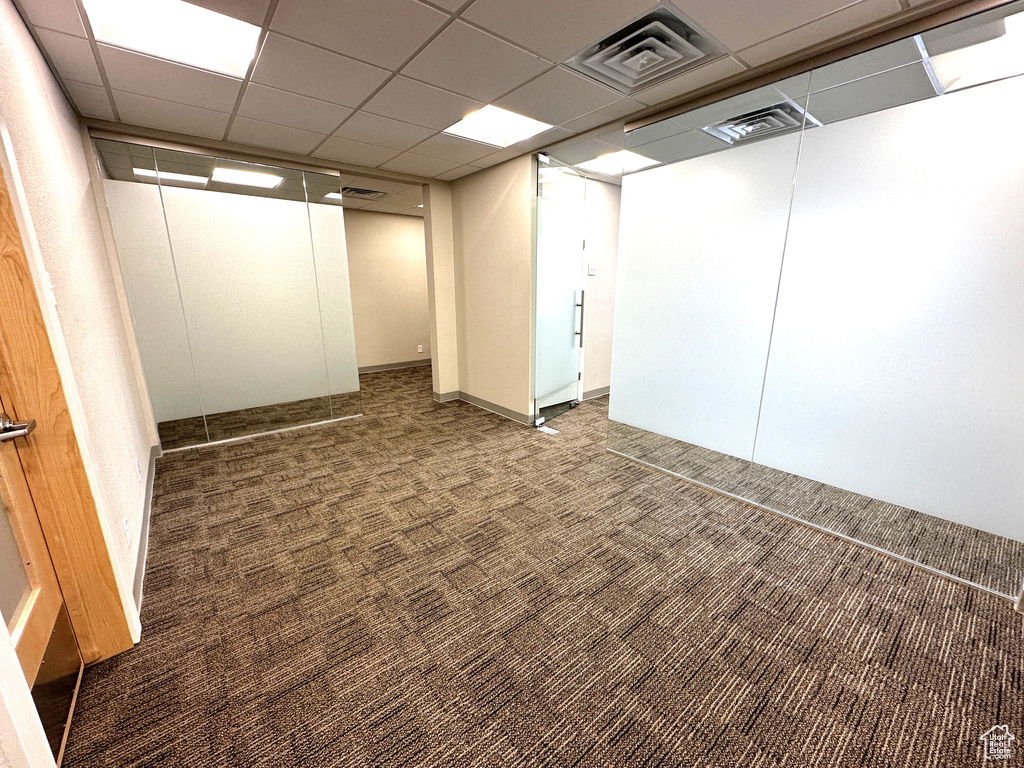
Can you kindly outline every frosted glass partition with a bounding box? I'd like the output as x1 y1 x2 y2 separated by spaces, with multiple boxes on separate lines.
605 0 1024 598
534 163 586 422
96 140 361 449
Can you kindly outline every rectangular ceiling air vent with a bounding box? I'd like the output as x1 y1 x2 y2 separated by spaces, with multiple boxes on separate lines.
565 4 723 95
702 100 821 145
341 186 386 200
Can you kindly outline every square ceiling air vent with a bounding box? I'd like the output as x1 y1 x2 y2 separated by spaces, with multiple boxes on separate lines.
702 100 821 145
342 186 386 200
566 5 723 95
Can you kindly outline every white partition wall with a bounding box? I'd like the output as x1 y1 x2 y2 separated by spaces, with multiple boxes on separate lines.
104 181 202 423
609 7 1024 551
162 187 331 415
610 134 801 460
98 141 361 448
754 75 1024 541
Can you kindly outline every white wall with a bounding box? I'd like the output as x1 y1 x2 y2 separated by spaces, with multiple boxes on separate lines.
581 179 620 396
0 0 151 618
106 182 360 421
610 134 801 460
451 156 535 419
753 75 1024 541
0 624 54 768
343 209 430 369
610 74 1024 542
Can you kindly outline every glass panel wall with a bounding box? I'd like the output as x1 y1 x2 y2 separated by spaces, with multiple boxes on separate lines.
583 1 1024 598
95 140 361 449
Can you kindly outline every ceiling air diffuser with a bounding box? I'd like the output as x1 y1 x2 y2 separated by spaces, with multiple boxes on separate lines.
566 4 723 95
702 100 821 145
341 187 386 200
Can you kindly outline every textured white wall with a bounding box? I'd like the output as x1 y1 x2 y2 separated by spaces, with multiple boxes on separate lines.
451 156 535 418
343 209 430 369
0 0 152 615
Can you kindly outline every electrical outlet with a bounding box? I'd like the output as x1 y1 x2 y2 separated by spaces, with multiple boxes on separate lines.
418 344 423 353
135 458 143 482
588 264 597 276
122 516 131 546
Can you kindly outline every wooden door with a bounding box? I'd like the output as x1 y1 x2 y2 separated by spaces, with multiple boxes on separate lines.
0 414 67 687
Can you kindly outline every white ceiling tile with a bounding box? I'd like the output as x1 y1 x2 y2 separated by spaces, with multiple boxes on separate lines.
35 28 102 86
64 80 114 120
632 56 748 106
462 0 655 62
228 116 325 154
379 153 462 177
727 0 900 63
312 136 404 167
272 0 449 70
560 99 643 134
332 112 436 150
436 164 478 181
407 133 496 164
362 76 483 130
99 45 242 112
806 61 937 124
252 33 390 107
628 128 724 164
808 34 922 92
496 66 622 126
402 21 550 102
340 198 369 208
360 200 423 214
181 0 272 26
545 135 623 165
113 91 231 139
238 84 351 134
16 0 85 35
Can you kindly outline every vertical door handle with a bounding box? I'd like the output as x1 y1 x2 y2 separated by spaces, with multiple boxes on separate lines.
0 412 36 442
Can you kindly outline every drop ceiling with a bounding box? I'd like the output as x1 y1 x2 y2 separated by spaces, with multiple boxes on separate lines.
15 0 940 181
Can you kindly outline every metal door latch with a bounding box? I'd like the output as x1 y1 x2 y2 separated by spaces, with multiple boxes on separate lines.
0 412 36 442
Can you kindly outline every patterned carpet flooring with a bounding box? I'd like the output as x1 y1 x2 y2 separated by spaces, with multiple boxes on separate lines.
64 367 1022 767
607 422 1024 598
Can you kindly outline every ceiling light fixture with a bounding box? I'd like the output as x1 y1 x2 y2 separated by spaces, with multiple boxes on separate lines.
133 167 208 186
211 167 284 188
81 0 261 78
925 12 1024 93
443 105 554 148
323 192 344 200
576 150 658 176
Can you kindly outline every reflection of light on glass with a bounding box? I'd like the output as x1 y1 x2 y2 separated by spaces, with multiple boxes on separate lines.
323 192 344 200
82 0 261 77
443 105 554 148
928 12 1024 93
576 150 658 176
133 168 208 186
211 167 284 188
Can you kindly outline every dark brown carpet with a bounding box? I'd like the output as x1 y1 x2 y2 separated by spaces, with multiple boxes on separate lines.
64 367 1022 767
607 422 1024 598
159 391 363 450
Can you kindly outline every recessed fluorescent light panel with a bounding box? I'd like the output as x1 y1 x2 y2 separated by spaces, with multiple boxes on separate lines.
576 150 658 176
82 0 261 77
924 11 1024 93
133 168 208 186
443 105 554 148
323 192 344 201
211 167 284 188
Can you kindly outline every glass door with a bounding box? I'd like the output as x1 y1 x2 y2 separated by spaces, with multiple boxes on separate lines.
534 160 586 425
